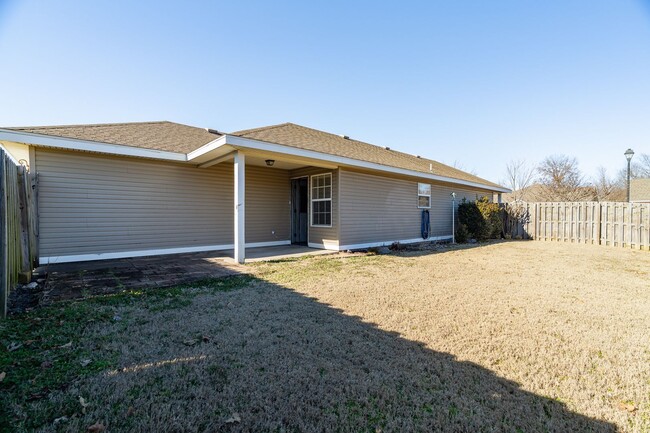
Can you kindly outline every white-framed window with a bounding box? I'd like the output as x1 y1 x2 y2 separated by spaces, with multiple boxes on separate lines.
311 173 332 227
418 183 431 208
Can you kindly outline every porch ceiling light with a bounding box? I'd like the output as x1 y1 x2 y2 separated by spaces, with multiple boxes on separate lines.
265 159 275 167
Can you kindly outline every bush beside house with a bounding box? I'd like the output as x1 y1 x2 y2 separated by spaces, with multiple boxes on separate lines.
457 197 502 241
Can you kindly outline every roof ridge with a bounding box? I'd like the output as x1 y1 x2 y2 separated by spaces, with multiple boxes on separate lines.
239 122 389 149
3 120 178 131
232 122 293 136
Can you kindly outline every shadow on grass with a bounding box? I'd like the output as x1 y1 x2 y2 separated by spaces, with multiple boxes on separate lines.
3 251 619 432
2 272 617 432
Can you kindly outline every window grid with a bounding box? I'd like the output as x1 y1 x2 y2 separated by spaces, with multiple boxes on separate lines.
418 183 431 209
311 173 332 227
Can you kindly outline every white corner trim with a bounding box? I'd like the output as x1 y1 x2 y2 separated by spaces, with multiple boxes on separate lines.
222 134 509 193
0 129 187 162
39 240 291 264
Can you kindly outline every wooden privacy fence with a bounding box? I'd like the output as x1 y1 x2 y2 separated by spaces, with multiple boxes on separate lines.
1 147 38 318
503 201 650 250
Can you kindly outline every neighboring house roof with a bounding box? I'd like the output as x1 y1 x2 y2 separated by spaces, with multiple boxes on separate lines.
234 122 502 189
5 121 221 154
501 183 598 202
2 120 505 191
631 178 650 202
501 184 546 202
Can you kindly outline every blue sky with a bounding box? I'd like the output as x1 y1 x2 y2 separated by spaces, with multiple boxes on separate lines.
1 1 649 184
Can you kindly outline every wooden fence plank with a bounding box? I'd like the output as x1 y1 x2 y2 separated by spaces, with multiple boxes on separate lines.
0 148 37 318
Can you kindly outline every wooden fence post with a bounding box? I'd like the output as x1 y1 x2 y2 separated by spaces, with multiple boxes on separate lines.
597 203 603 246
17 166 32 282
0 151 8 318
30 172 39 266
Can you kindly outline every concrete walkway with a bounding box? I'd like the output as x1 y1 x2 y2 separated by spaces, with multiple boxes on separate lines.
34 245 334 303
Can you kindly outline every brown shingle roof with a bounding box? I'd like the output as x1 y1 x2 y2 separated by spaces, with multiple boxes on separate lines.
4 120 505 190
5 121 220 154
234 122 504 189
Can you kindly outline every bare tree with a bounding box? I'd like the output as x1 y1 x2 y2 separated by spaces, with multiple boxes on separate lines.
633 153 650 178
592 166 625 202
537 155 593 201
502 159 536 202
501 159 536 237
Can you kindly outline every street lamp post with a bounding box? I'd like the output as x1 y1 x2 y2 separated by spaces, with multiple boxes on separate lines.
450 192 456 243
624 148 635 202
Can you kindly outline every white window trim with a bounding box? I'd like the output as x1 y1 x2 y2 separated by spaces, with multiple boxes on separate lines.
310 173 333 228
418 183 431 209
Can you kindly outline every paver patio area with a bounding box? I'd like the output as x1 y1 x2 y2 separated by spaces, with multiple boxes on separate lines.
33 245 333 303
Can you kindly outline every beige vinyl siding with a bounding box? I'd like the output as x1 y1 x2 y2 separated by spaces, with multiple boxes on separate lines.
288 167 339 246
245 166 290 243
339 169 492 246
36 149 290 259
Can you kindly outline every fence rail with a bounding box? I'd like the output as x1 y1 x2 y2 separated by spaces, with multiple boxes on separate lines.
1 147 38 318
503 201 650 250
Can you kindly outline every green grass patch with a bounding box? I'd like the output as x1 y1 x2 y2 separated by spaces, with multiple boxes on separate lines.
0 302 117 431
0 274 254 431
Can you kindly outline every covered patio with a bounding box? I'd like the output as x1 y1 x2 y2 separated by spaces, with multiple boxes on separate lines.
189 135 340 263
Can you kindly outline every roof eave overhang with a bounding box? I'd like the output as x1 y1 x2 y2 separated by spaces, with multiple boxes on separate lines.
0 128 510 193
189 134 510 193
0 129 187 162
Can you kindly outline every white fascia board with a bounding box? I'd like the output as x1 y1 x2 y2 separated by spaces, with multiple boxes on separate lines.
39 240 291 264
186 134 228 160
0 129 187 162
222 135 510 193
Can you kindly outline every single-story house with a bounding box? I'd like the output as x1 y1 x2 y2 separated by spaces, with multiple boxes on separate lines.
0 121 508 264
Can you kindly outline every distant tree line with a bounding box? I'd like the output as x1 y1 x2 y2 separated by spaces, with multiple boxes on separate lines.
502 153 650 202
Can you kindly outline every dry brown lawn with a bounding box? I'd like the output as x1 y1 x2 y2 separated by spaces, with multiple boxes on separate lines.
5 241 650 432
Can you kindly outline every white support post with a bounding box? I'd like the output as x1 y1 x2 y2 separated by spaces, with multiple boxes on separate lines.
451 192 456 244
234 151 245 264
